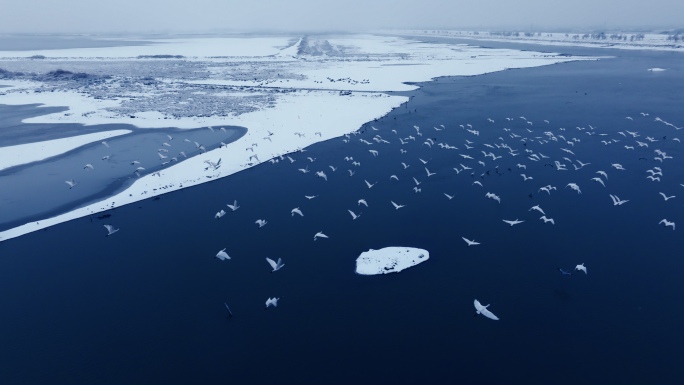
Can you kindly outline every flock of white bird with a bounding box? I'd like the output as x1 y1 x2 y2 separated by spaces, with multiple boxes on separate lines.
101 111 680 318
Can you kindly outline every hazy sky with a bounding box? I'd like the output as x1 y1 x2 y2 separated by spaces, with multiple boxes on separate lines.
1 0 681 34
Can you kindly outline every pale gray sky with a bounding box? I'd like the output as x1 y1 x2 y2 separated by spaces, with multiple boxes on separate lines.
1 0 681 34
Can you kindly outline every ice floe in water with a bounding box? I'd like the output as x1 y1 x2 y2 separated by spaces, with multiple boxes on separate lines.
355 247 429 275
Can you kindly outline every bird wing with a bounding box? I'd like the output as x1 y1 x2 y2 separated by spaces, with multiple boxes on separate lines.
480 307 499 320
104 225 113 232
266 258 277 269
348 210 357 219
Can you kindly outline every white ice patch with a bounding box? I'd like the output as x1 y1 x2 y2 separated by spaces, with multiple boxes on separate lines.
0 129 131 171
355 247 429 275
648 68 667 72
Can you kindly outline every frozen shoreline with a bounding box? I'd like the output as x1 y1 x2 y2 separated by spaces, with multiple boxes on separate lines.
0 34 593 242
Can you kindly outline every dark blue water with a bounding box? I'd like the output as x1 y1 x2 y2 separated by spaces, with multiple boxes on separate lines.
1 42 683 384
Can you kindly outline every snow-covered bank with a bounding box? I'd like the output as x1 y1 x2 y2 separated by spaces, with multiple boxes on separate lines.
399 30 684 52
356 247 430 275
0 34 594 242
0 129 131 171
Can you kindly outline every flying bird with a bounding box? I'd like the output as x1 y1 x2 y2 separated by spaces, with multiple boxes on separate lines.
575 263 587 274
391 201 405 210
215 210 226 219
462 237 480 246
539 216 555 225
65 180 78 189
255 219 267 228
474 299 499 321
659 219 675 230
227 200 240 211
291 207 304 217
348 209 362 220
266 257 285 272
216 248 230 261
314 231 329 241
103 224 119 236
265 297 279 308
609 194 629 206
502 219 524 226
358 199 368 207
659 192 675 201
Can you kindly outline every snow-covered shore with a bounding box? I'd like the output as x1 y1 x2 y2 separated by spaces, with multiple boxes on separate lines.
0 34 593 242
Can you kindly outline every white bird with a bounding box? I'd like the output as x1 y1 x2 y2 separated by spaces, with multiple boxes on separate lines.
390 175 399 181
485 192 501 203
425 167 436 177
502 219 524 226
265 297 279 308
83 163 94 170
540 216 555 225
575 263 587 274
596 171 608 179
227 200 240 211
659 192 675 201
462 237 480 246
474 299 499 321
566 183 582 194
659 219 675 230
65 180 78 189
591 177 606 187
316 171 328 181
444 193 454 200
472 181 483 187
521 174 533 181
305 195 318 200
401 162 410 169
255 219 267 228
103 224 119 236
529 205 545 215
101 141 109 148
369 149 379 157
215 210 226 219
419 158 429 164
313 231 329 241
298 167 310 174
291 207 304 217
609 194 629 206
358 199 368 207
266 257 284 272
215 248 230 261
365 180 376 188
348 209 361 220
391 201 405 210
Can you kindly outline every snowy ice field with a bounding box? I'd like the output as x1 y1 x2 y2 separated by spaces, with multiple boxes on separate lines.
0 33 597 242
